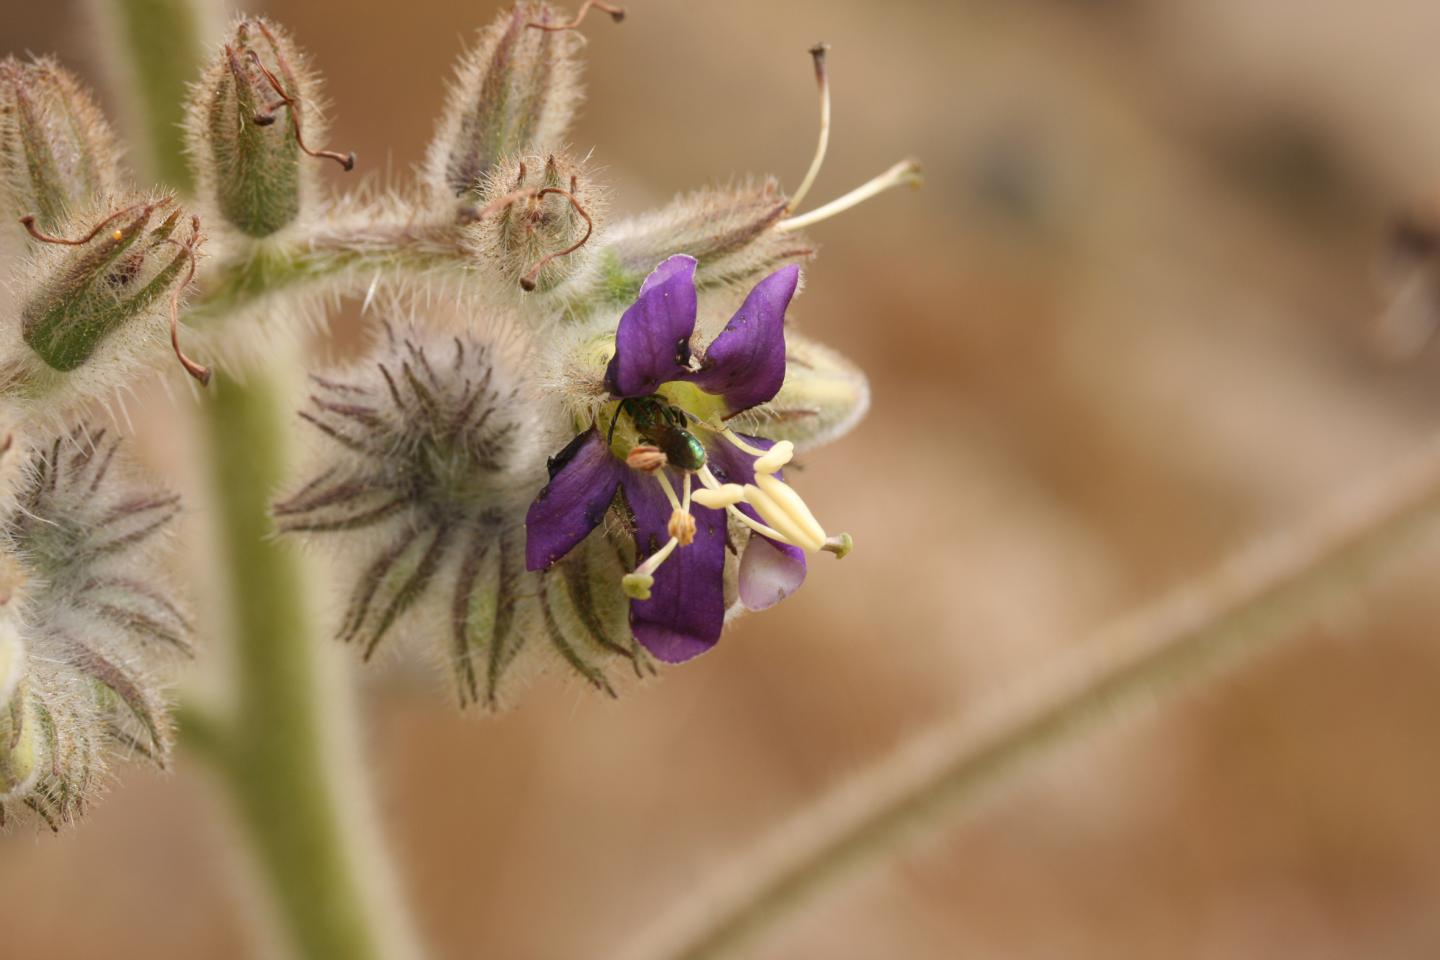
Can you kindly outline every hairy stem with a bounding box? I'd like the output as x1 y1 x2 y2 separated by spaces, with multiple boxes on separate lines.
187 218 468 322
623 434 1440 960
204 372 420 960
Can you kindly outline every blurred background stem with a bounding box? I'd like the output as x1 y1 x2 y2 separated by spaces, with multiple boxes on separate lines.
103 2 425 958
204 373 418 960
626 434 1440 960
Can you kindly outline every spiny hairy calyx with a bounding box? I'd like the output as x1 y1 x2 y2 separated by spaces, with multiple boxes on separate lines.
275 324 650 707
426 1 587 204
0 428 188 830
467 151 605 292
187 16 353 240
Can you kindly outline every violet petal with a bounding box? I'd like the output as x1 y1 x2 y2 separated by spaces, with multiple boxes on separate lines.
603 255 699 399
691 264 799 414
524 428 625 571
622 470 727 663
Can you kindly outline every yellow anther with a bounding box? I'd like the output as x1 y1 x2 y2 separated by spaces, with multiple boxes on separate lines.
752 440 794 475
668 509 696 546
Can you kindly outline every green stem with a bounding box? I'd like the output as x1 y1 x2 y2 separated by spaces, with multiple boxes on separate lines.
203 372 419 960
107 0 208 191
186 223 466 323
100 4 424 957
623 435 1440 960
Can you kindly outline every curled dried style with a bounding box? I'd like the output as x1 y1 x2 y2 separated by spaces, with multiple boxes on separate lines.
242 24 355 171
526 0 626 31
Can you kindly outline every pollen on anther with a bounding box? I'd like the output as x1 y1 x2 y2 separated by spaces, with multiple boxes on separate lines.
668 509 697 546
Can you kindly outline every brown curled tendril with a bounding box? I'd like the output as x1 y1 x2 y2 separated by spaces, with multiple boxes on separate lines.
19 198 173 247
244 45 355 171
527 0 626 32
165 217 212 386
519 187 593 291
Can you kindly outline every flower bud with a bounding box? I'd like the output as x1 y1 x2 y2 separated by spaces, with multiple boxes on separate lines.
275 319 647 708
0 57 120 239
602 178 813 299
10 194 200 392
425 3 584 202
0 573 42 807
0 427 188 830
465 151 606 292
187 18 335 238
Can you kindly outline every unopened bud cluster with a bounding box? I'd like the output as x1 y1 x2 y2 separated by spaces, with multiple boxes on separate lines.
467 151 606 292
0 0 899 749
0 429 187 829
274 320 648 706
425 2 584 204
0 57 120 240
0 58 207 414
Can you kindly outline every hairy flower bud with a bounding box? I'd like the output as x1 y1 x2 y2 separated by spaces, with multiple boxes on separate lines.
187 17 342 238
425 3 584 203
465 151 605 292
0 57 120 240
275 319 648 707
0 428 187 830
601 178 814 300
0 194 203 410
0 622 41 801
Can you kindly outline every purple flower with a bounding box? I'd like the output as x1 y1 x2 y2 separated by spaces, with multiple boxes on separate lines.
524 255 851 664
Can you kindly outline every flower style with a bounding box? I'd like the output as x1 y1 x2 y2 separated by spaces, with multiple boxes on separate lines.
525 254 851 663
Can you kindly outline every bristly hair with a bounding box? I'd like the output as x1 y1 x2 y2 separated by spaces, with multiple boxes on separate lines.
275 321 650 708
0 426 188 830
423 2 585 206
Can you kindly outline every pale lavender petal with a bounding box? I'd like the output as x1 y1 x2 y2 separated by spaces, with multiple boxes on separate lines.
691 264 799 414
524 429 624 571
603 255 699 398
738 535 807 611
621 471 727 663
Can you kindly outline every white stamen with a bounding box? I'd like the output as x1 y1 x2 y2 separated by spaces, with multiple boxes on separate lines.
725 504 790 544
697 465 725 490
754 473 826 547
753 440 794 475
655 469 683 512
788 44 832 214
776 158 923 233
720 428 769 457
743 482 818 551
692 484 746 509
637 536 679 576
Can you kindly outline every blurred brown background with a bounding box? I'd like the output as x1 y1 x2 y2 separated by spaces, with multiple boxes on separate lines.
9 0 1440 957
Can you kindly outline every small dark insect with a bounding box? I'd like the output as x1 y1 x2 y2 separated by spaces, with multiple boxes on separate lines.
608 395 707 471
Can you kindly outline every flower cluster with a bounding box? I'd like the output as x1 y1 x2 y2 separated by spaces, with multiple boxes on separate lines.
275 321 650 705
262 2 903 704
527 255 849 662
0 3 906 808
